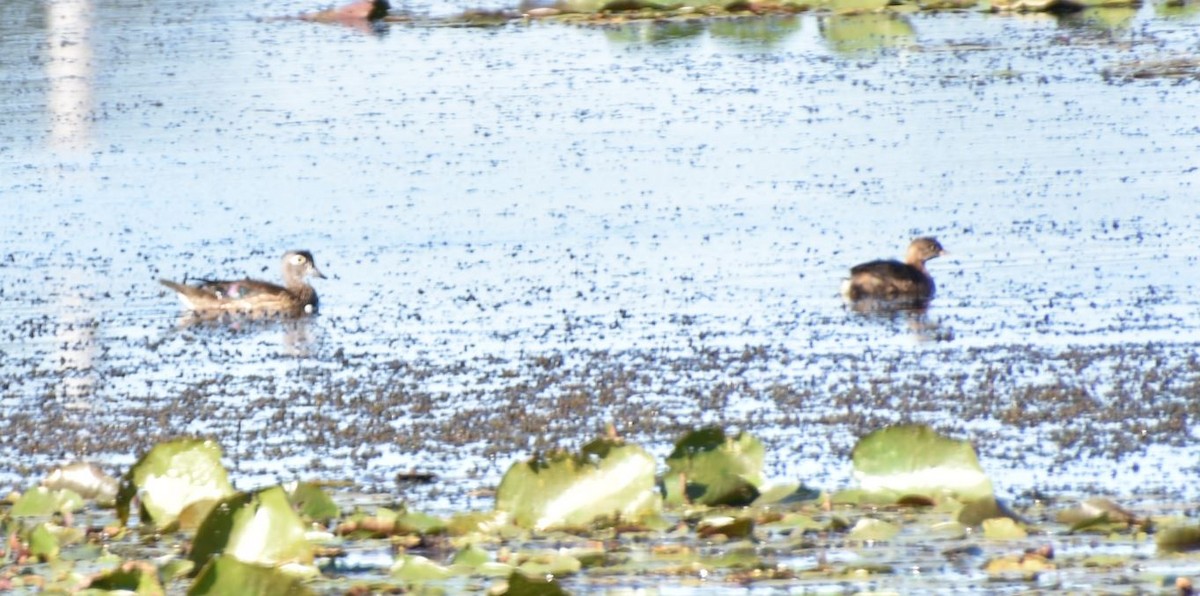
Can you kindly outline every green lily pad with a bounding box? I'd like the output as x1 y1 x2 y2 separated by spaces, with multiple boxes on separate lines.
189 486 314 572
391 554 452 581
188 555 315 596
12 486 85 517
117 439 236 529
982 517 1028 540
517 552 583 577
956 497 1020 526
752 482 821 506
501 569 569 595
851 424 994 504
495 437 660 531
86 561 166 594
929 520 968 539
284 482 340 522
1157 525 1200 553
662 427 764 507
28 522 61 561
450 544 491 568
446 511 505 535
847 518 900 542
396 511 448 535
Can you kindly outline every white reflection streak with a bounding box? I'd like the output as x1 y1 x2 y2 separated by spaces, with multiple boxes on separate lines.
56 271 97 405
46 0 94 149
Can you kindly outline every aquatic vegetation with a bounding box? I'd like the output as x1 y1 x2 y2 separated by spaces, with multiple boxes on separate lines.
849 423 994 504
494 436 660 529
662 426 765 506
2 426 1198 592
116 439 236 530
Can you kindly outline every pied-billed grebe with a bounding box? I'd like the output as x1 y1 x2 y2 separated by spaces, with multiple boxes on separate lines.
159 250 326 317
841 237 946 302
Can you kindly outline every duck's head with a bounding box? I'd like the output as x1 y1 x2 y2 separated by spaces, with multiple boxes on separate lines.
906 237 947 265
282 250 326 282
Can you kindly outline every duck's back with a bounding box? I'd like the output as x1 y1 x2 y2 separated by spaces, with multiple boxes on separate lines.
844 260 934 300
160 278 317 316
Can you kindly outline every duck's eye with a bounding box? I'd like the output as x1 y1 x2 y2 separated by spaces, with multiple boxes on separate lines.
292 255 307 265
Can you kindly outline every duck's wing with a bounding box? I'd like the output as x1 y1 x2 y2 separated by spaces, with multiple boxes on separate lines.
159 278 287 308
845 260 931 299
192 278 288 299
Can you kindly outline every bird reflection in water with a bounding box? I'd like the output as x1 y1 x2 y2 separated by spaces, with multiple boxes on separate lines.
843 297 953 343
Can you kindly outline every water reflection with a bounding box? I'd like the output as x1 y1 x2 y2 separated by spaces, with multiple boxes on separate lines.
818 13 914 54
844 300 953 342
168 315 319 357
603 20 707 44
601 15 801 46
45 0 93 150
709 15 801 47
55 285 98 404
1058 6 1138 31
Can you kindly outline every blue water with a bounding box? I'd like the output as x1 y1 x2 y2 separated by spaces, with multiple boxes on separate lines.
3 0 1200 506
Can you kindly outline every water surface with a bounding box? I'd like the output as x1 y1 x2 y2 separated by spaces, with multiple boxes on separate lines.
3 0 1200 510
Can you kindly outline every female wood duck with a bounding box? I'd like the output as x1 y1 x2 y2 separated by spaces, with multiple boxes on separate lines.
159 250 326 317
841 237 947 303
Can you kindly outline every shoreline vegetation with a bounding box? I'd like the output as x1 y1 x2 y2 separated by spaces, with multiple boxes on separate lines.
321 0 1154 26
297 0 1200 78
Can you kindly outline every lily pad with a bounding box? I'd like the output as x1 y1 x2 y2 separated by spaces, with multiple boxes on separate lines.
662 427 764 507
1157 525 1200 553
396 511 448 535
517 552 583 576
983 552 1054 576
189 486 314 572
752 482 821 506
189 555 314 596
495 437 660 531
391 554 452 581
851 424 994 504
12 486 85 517
117 439 236 529
847 518 900 542
956 496 1020 526
982 517 1028 540
86 561 166 594
28 523 61 561
284 482 340 522
450 544 492 568
500 570 569 595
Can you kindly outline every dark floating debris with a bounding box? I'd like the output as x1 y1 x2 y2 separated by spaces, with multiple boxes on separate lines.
397 470 438 484
1102 57 1200 82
